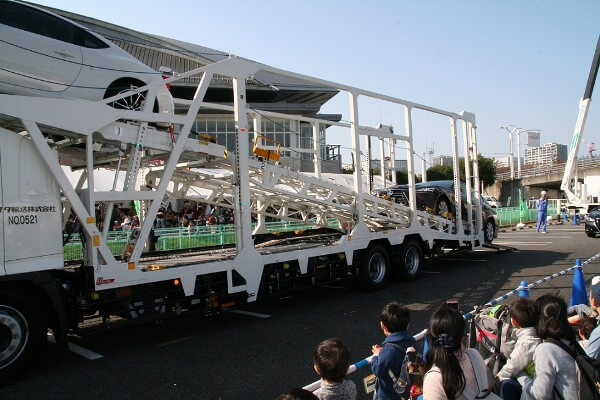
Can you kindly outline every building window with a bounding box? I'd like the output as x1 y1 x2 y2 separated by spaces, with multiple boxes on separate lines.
195 116 326 161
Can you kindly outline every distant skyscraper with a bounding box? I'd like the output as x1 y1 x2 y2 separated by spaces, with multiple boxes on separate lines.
525 143 568 165
431 155 453 167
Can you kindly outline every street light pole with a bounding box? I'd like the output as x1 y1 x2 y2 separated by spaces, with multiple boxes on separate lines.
517 131 522 179
501 126 517 179
501 125 541 179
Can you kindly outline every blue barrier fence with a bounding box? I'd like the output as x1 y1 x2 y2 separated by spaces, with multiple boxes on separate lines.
303 251 600 393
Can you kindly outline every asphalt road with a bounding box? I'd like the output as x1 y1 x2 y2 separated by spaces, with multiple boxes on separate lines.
2 223 599 400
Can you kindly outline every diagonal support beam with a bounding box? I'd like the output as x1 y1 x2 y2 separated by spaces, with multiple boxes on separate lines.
23 120 117 265
129 70 214 261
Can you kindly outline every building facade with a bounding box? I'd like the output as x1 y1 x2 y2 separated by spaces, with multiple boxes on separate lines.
431 155 453 167
370 159 408 172
524 143 568 165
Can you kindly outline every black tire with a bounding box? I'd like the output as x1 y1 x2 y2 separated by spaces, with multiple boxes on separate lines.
394 239 423 281
0 290 46 384
586 231 596 238
435 196 451 217
484 218 496 243
358 244 390 291
104 79 147 111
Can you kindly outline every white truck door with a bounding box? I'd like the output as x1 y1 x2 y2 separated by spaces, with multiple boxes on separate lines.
1 129 63 275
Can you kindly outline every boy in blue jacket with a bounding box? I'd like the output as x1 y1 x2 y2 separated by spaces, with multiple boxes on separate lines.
371 302 417 400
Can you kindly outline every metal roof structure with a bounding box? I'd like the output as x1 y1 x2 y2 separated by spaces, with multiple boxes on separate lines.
36 3 340 117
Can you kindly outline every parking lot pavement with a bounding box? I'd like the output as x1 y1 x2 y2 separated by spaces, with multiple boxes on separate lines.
2 224 599 400
495 223 581 246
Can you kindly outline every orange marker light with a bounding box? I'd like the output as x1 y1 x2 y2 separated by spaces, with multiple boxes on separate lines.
173 279 180 286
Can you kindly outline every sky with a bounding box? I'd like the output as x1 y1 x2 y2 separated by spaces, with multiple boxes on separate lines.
33 0 600 171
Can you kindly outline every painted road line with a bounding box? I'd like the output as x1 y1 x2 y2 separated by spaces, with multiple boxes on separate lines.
230 310 272 319
47 333 104 360
157 336 192 348
495 242 551 246
499 236 573 239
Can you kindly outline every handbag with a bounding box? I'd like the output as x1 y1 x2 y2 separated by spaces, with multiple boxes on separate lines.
462 349 502 400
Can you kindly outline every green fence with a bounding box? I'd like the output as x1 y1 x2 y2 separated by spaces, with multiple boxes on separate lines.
62 220 337 261
63 208 542 262
495 206 559 227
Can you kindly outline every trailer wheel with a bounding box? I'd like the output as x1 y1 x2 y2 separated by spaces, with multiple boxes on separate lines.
0 291 45 383
395 239 423 281
484 219 496 243
104 79 147 111
358 244 390 290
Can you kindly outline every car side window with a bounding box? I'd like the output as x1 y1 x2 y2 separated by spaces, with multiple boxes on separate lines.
72 27 109 49
0 2 108 49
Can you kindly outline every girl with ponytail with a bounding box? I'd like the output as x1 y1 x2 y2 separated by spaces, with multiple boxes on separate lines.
423 304 488 399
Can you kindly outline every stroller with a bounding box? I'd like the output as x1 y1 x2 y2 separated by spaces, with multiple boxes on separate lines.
467 304 515 388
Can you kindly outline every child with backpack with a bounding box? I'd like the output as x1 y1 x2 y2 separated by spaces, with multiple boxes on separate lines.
518 295 580 399
370 302 418 400
312 338 357 400
495 298 540 400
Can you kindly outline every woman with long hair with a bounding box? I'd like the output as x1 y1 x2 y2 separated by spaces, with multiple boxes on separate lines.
423 304 488 399
518 294 578 399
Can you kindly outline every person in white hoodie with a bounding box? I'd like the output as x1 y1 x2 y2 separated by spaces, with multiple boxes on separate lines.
518 294 579 400
496 298 541 400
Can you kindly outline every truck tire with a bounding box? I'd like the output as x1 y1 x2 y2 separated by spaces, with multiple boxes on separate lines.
484 219 496 243
0 290 45 384
394 239 423 281
358 244 390 291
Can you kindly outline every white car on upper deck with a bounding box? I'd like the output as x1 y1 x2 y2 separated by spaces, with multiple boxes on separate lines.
0 0 173 113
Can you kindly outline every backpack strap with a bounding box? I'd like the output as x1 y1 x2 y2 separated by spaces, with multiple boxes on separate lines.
382 342 406 382
545 338 576 358
464 349 491 399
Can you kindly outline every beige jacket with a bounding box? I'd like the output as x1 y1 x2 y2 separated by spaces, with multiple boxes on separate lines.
496 326 540 381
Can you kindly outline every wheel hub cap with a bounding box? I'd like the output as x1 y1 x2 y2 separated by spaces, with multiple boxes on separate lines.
0 306 28 368
368 253 386 283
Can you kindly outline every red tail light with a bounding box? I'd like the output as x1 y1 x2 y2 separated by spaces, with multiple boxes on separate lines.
162 75 171 91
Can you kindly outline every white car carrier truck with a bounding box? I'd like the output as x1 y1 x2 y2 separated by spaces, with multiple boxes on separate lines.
0 56 490 382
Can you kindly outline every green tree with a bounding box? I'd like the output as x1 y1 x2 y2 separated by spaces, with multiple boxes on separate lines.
425 155 496 186
458 155 496 187
477 155 497 187
395 170 422 184
426 164 454 181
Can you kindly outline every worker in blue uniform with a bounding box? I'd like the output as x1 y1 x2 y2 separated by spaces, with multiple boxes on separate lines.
536 191 548 233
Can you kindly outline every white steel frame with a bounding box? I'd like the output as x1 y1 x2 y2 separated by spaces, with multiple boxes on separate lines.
0 56 483 302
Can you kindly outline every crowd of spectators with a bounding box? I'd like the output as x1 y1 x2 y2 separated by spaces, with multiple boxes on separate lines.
152 202 235 230
64 201 238 238
276 283 600 400
91 202 236 232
